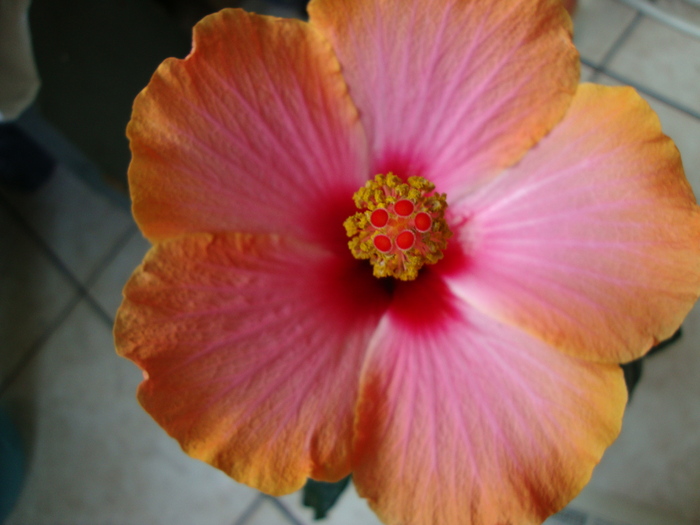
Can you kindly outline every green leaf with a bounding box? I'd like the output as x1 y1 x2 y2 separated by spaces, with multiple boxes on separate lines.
302 476 351 520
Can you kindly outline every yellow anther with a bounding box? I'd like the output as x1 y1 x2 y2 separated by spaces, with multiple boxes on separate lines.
344 173 452 281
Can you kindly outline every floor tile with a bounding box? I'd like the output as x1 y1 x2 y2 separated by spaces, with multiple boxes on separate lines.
572 0 638 64
241 496 298 525
0 165 134 285
586 302 700 523
89 228 150 320
606 6 700 115
277 491 317 524
651 0 700 24
0 204 77 387
580 62 596 82
2 301 258 525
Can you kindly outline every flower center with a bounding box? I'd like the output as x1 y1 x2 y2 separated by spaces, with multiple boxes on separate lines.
344 173 452 281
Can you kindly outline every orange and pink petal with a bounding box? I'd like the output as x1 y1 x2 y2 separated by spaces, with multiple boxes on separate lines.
352 273 627 525
445 84 700 364
115 233 389 494
128 9 368 247
308 0 579 195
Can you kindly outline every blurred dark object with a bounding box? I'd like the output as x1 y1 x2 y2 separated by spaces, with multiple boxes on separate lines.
0 0 40 122
621 359 643 398
303 475 351 520
156 0 308 11
266 0 308 12
27 0 191 191
27 0 315 194
0 407 25 522
154 0 308 28
0 122 53 191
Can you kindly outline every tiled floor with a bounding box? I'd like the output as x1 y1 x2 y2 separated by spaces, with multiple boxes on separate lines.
2 0 700 523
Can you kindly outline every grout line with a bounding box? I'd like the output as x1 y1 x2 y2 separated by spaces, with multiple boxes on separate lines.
15 106 131 212
583 2 700 119
83 223 139 291
267 495 306 525
0 191 94 296
0 194 89 391
0 192 135 390
84 293 116 328
0 184 139 331
614 0 700 40
0 292 82 396
232 494 266 525
593 11 645 74
82 223 140 327
582 56 700 121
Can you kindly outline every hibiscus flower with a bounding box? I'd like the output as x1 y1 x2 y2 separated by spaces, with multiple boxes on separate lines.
114 0 700 524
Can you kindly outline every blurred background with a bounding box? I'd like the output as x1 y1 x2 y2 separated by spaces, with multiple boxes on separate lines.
1 0 699 523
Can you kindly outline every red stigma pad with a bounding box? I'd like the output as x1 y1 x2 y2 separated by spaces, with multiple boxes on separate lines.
414 212 432 232
396 230 416 250
371 208 390 228
373 234 393 253
394 199 415 217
